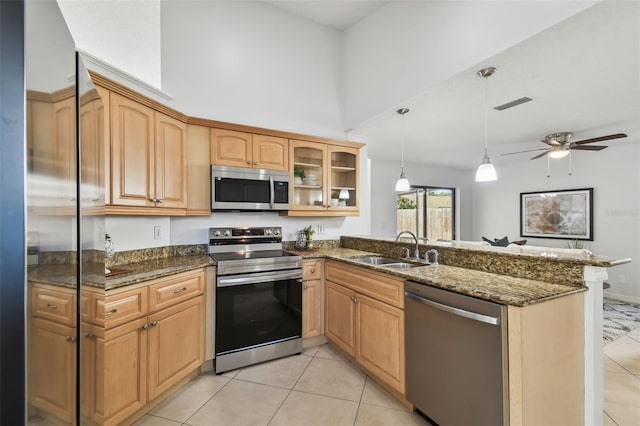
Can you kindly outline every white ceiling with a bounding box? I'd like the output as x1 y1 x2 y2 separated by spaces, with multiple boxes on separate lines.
265 0 389 30
351 1 640 169
260 1 639 171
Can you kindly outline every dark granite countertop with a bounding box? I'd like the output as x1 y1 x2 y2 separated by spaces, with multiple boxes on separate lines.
27 255 215 291
286 247 586 307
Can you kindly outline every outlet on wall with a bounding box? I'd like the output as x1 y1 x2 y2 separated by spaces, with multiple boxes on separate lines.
153 225 161 240
317 224 326 234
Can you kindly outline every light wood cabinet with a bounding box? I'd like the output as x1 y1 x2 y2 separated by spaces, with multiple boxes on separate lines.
210 128 288 171
186 125 211 215
302 259 323 338
87 269 205 425
30 317 76 424
324 261 405 394
147 296 204 400
286 140 360 216
79 87 107 206
110 92 187 211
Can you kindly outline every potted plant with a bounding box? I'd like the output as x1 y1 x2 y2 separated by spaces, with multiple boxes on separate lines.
294 166 305 184
303 225 315 249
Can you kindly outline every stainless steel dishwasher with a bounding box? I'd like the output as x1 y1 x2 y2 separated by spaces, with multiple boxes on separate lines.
405 281 508 426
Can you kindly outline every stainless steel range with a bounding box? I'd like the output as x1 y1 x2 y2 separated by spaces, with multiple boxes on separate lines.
209 226 303 373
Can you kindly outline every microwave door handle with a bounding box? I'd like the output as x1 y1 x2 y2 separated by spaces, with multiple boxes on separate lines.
269 176 275 209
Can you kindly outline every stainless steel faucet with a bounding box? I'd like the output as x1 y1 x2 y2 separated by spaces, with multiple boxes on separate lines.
395 231 420 261
426 249 439 266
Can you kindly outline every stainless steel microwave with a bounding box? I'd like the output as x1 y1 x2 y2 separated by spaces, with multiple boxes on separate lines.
211 165 290 211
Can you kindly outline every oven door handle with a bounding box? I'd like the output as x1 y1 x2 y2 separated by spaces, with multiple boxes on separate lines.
217 270 302 287
269 175 275 209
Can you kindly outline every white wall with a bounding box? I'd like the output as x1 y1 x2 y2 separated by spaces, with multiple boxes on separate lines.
160 1 345 139
370 158 473 240
105 216 170 252
341 1 597 130
57 0 162 88
473 142 640 301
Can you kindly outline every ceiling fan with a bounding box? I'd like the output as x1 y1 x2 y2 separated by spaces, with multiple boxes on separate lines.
502 131 628 160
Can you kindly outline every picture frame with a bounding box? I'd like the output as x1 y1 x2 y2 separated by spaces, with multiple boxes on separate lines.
520 188 593 240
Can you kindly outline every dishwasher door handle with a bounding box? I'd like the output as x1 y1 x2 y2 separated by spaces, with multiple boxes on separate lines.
405 291 500 326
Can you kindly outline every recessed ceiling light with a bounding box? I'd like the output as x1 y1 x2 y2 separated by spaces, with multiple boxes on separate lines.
493 97 533 111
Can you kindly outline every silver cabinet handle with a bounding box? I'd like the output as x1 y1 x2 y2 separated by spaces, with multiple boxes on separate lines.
105 308 118 316
310 268 315 274
173 287 187 294
405 291 500 326
142 323 149 330
303 285 308 289
47 303 57 309
149 197 157 203
85 332 95 339
156 199 163 204
253 161 258 165
151 320 158 327
351 296 358 303
66 336 77 343
247 161 252 165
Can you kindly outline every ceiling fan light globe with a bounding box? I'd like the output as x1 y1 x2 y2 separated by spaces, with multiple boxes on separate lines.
475 162 497 182
548 150 570 159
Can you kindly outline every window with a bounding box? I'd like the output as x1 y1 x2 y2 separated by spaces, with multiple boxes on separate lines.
396 186 455 241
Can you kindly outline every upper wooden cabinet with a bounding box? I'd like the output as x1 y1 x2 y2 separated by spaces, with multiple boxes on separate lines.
286 140 359 216
110 92 187 212
79 86 107 206
210 128 288 171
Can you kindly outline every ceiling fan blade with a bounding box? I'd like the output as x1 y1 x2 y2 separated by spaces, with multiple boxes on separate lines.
542 139 561 146
500 148 548 156
530 150 552 160
573 133 627 145
571 145 607 151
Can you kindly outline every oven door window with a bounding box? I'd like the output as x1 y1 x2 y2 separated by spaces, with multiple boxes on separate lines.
215 178 270 204
216 278 302 355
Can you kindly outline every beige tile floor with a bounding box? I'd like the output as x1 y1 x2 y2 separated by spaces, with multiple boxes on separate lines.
135 344 431 426
603 327 640 426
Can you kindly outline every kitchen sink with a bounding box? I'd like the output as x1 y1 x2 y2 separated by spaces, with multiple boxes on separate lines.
349 256 401 265
348 256 420 269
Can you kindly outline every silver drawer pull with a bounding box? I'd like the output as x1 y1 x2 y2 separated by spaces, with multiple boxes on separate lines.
173 287 187 294
151 320 158 327
310 268 315 274
304 285 308 289
66 336 77 343
142 323 149 330
105 308 118 316
47 303 57 309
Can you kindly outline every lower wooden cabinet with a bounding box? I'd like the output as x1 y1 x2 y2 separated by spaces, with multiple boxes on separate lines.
30 318 77 424
324 261 405 394
302 259 323 339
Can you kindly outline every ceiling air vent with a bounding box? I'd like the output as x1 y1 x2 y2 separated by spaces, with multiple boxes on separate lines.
493 97 532 111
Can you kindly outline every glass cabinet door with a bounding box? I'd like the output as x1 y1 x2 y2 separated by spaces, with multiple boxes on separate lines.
290 140 327 210
328 146 358 212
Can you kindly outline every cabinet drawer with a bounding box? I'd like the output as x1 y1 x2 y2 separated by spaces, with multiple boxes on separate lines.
99 287 148 329
148 270 204 312
303 259 322 280
325 261 404 309
31 286 76 326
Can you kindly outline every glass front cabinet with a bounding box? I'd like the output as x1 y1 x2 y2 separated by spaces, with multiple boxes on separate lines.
286 140 360 216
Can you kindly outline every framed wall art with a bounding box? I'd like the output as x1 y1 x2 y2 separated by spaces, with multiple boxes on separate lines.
520 188 593 240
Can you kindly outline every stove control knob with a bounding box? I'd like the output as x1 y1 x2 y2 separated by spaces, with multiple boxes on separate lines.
265 229 272 235
223 230 231 237
213 230 221 237
273 229 280 235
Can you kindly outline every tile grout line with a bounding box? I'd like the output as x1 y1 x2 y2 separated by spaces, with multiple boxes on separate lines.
182 374 235 425
266 350 317 425
352 375 369 426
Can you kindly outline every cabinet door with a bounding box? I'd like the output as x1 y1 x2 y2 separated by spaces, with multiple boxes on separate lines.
252 134 288 170
290 140 328 211
210 128 252 167
80 91 107 206
53 96 77 196
186 124 211 215
97 86 111 205
80 323 97 424
325 280 356 356
147 296 204 400
356 293 405 394
30 318 76 423
111 93 155 207
303 279 323 338
328 145 359 214
95 317 147 426
154 112 187 208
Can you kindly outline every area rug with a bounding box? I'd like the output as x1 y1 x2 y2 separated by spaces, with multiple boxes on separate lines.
603 297 640 345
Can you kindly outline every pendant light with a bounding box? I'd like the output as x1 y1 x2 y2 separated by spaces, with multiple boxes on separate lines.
395 108 411 192
475 67 498 182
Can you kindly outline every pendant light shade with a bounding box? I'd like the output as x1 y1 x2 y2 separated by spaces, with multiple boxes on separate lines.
475 67 497 182
395 108 410 192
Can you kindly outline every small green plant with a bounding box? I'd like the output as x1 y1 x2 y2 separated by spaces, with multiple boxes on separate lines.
294 166 306 178
302 225 314 239
567 239 589 250
397 197 417 209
